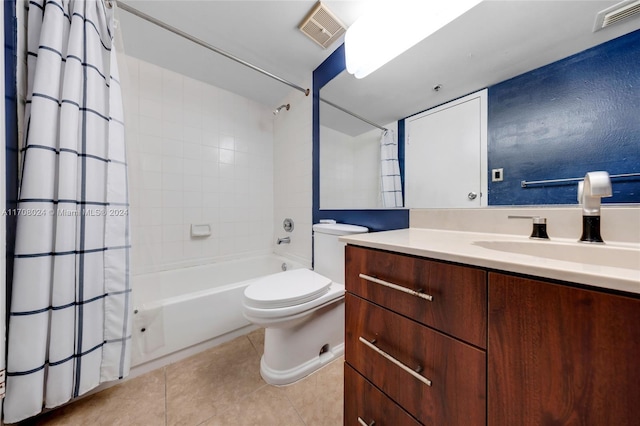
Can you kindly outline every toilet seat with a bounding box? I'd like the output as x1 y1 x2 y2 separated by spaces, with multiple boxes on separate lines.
244 269 332 309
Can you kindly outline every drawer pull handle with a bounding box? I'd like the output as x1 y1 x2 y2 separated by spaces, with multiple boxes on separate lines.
359 336 432 387
359 274 433 301
357 417 375 426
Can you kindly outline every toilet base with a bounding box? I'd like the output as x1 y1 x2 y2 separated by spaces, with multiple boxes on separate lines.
259 298 344 385
260 342 344 386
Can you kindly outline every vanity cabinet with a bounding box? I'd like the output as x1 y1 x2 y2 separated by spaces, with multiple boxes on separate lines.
489 272 640 425
344 245 487 425
344 364 421 426
345 245 640 425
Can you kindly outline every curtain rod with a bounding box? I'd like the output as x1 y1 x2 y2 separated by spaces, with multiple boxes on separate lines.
320 97 388 132
114 1 385 132
114 1 310 96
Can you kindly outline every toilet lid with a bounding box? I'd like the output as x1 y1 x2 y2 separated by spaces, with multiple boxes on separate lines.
244 269 332 309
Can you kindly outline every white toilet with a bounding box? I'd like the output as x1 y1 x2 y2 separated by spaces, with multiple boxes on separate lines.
242 222 368 385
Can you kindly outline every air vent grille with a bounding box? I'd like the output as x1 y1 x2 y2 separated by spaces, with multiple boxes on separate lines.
594 0 640 31
299 1 346 49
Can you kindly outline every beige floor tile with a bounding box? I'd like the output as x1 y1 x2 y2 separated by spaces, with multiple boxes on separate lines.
165 335 265 426
282 356 344 426
28 367 166 426
16 332 345 426
247 328 265 356
200 385 303 426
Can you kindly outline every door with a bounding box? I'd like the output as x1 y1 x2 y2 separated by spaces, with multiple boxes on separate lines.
405 89 487 208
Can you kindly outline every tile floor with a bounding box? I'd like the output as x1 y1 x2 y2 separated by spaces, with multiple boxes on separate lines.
23 329 344 426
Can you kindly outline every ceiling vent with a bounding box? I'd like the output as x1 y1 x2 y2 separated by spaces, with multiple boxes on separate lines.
299 1 346 49
594 0 640 32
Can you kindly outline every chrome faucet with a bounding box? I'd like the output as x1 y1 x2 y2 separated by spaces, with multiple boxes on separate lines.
277 237 291 245
578 171 612 243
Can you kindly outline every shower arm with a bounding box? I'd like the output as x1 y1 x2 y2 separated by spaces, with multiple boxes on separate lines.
114 1 310 97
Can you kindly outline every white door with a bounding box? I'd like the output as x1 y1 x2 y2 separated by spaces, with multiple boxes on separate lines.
405 90 487 208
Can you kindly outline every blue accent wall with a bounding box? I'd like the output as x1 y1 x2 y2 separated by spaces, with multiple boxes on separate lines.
313 45 409 232
488 29 640 205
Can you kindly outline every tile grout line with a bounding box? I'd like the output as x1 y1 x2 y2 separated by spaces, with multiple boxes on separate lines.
164 366 168 426
282 389 309 426
193 334 270 426
245 330 305 424
191 380 272 425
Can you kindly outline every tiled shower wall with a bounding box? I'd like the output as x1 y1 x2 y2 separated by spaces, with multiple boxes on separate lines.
320 126 380 209
123 56 275 273
273 87 313 267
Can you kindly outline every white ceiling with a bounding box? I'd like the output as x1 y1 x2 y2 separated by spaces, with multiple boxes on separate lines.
117 0 365 106
117 1 640 134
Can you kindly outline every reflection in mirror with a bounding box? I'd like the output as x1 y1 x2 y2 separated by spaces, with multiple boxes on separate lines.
317 4 640 207
319 94 400 210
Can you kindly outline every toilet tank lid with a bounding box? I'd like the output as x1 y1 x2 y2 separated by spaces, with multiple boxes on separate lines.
313 223 369 236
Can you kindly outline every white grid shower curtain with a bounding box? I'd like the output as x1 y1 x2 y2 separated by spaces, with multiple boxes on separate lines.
4 0 131 422
380 129 403 207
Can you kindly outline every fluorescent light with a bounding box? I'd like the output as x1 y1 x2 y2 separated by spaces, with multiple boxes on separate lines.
345 0 483 79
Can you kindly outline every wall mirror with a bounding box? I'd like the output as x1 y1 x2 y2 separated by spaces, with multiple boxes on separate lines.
316 1 640 211
319 82 399 210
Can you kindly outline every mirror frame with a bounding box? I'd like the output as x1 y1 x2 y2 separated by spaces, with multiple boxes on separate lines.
313 44 409 232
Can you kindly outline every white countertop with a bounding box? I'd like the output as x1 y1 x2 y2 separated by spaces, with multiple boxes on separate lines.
340 228 640 295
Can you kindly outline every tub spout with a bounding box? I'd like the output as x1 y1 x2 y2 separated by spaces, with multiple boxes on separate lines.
578 171 612 243
277 237 291 245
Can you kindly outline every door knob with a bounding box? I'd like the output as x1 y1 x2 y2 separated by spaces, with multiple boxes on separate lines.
468 192 478 200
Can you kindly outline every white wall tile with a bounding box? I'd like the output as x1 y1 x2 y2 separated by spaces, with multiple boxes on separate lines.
162 157 184 175
162 137 182 157
182 142 202 160
183 174 202 192
162 224 184 242
162 207 183 225
141 154 162 172
138 61 162 102
162 173 183 192
125 56 275 273
219 148 234 165
183 158 202 176
183 207 203 224
139 116 163 137
139 98 162 119
162 190 183 207
162 120 183 140
272 85 313 265
138 134 162 155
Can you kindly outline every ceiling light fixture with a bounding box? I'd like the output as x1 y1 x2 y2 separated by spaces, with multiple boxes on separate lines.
345 0 483 79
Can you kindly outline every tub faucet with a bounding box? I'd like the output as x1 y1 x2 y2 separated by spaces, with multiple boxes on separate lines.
277 237 291 245
578 171 612 243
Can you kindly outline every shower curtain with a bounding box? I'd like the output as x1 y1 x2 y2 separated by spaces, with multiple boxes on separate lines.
4 0 131 422
380 129 403 207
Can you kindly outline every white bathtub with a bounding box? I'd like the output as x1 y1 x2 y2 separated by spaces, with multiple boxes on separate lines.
131 254 305 367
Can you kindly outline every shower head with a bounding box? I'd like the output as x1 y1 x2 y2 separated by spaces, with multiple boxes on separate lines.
273 104 290 115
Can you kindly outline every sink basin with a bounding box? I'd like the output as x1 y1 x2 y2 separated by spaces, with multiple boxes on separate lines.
473 240 640 270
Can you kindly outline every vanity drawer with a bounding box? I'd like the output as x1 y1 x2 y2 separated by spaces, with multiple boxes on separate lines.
345 294 486 426
345 245 487 348
345 364 421 426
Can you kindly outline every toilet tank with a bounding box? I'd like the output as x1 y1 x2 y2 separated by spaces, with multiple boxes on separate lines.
313 223 368 285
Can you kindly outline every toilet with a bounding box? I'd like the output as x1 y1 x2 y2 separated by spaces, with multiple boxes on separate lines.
242 222 368 385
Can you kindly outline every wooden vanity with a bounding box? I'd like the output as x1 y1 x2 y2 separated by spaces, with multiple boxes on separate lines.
344 244 640 425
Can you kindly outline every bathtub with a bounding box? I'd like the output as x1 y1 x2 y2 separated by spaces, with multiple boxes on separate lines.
131 254 305 367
